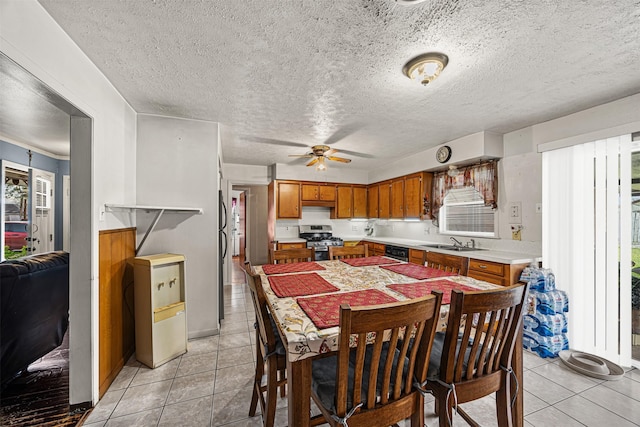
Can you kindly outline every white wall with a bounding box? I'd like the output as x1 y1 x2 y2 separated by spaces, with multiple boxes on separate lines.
1 0 137 405
136 114 220 338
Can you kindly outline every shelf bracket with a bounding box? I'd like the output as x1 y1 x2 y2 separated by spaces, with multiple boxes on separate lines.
136 208 164 255
104 204 203 255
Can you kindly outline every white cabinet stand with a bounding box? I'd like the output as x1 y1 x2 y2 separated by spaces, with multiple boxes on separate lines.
133 253 187 368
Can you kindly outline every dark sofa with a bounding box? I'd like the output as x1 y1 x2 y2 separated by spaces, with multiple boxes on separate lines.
1 251 69 386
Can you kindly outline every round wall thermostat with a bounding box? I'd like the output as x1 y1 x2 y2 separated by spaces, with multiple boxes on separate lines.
436 145 452 163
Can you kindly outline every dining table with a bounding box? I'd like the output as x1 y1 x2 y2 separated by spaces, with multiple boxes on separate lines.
255 256 525 427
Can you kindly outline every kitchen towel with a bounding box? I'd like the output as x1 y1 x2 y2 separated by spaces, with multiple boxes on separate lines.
340 256 402 267
297 289 397 329
387 280 478 304
381 263 457 280
268 272 338 298
262 261 326 275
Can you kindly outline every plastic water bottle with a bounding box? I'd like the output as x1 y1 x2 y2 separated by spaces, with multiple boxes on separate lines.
523 313 567 336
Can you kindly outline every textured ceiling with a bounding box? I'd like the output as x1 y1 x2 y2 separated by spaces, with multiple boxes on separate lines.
11 0 640 168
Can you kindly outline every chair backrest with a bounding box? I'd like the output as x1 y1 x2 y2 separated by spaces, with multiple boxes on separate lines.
243 261 279 353
334 292 443 417
328 245 368 260
425 251 469 275
438 282 529 384
268 247 315 264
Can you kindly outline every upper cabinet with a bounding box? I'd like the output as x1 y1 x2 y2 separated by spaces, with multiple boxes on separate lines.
301 182 336 206
370 172 433 221
378 181 391 219
390 178 405 219
272 180 301 219
404 172 432 220
335 185 353 218
352 186 367 218
269 173 432 221
367 185 379 218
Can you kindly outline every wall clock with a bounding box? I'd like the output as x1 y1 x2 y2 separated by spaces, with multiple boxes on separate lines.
436 145 452 163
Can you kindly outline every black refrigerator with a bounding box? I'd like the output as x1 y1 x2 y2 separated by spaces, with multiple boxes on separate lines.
218 190 227 321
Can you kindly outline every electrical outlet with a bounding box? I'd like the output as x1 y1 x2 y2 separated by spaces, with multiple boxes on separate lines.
351 225 358 231
509 202 522 224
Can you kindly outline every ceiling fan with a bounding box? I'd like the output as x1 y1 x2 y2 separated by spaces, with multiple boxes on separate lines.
288 145 352 170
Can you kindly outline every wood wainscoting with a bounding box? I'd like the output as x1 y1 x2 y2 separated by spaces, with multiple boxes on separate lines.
98 227 136 397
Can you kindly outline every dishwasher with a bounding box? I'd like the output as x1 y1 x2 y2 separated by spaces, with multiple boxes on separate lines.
384 245 409 262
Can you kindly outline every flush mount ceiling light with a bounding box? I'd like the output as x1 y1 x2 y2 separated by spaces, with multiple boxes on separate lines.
447 165 460 177
402 52 449 86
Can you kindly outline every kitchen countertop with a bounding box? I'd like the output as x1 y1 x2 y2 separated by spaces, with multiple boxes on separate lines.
274 238 307 244
338 236 541 265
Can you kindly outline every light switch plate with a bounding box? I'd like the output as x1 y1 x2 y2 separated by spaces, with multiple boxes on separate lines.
509 202 522 224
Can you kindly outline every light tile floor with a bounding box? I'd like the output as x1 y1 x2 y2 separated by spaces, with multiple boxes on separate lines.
82 259 640 426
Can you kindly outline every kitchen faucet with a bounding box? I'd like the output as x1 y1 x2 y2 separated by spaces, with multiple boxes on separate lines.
450 237 463 247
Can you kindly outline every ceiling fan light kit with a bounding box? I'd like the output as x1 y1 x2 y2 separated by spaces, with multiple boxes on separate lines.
403 52 449 86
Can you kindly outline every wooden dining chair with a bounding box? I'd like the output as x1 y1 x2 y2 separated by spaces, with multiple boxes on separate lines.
268 247 315 264
425 251 469 275
422 282 530 427
243 262 287 427
309 292 443 427
328 245 368 260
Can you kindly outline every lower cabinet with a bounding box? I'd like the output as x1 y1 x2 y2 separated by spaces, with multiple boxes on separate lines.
277 242 306 250
409 249 425 265
361 241 385 256
467 259 529 286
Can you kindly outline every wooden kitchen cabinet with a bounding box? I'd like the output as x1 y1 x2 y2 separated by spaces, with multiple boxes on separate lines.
277 242 306 250
409 248 425 265
335 185 353 218
390 178 405 219
361 241 384 256
301 182 336 203
404 172 432 219
378 181 391 219
367 184 379 218
467 259 529 286
275 180 301 219
352 185 367 218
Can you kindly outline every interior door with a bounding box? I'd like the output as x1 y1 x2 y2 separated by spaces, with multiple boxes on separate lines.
30 169 55 255
239 191 246 265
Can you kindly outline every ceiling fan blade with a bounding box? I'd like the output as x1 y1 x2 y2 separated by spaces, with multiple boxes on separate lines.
288 154 314 158
239 135 308 148
322 123 363 146
306 158 319 166
337 149 376 159
327 156 352 163
323 148 337 157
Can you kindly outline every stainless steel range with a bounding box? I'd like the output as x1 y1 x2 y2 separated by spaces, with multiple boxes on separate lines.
299 225 344 261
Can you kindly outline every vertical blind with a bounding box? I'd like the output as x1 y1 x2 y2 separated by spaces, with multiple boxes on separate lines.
542 134 631 365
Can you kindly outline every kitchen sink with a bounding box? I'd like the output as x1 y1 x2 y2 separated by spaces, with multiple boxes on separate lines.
419 244 485 252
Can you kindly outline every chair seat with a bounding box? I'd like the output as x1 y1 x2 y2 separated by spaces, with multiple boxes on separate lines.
427 332 474 379
263 314 287 356
311 342 409 414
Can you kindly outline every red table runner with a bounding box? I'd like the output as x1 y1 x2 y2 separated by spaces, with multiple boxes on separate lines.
387 280 478 304
262 261 325 275
381 263 456 280
268 272 339 298
297 289 398 329
340 256 402 267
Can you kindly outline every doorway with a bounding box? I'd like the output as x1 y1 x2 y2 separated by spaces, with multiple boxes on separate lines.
1 52 93 413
